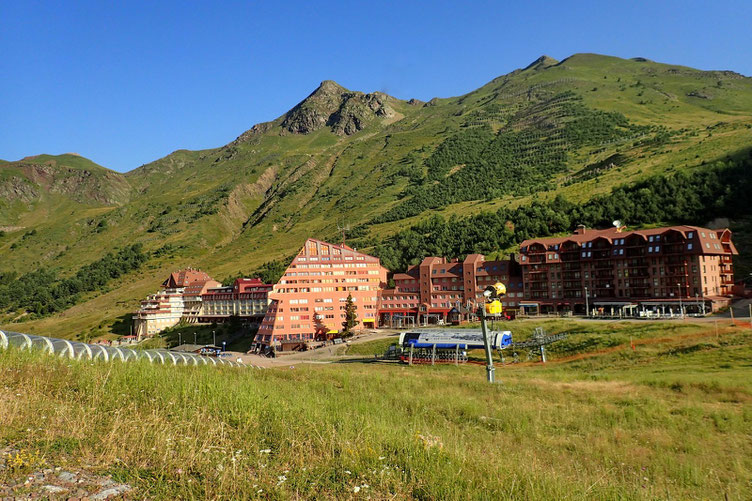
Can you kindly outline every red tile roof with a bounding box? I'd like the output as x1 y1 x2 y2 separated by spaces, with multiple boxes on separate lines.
520 225 738 255
162 268 216 288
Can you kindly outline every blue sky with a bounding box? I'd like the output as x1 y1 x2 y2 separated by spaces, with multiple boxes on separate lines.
2 0 750 172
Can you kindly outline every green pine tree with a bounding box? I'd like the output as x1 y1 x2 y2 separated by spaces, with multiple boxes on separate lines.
341 293 358 338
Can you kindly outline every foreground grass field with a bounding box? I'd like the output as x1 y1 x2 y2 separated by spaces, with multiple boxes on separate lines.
1 321 751 499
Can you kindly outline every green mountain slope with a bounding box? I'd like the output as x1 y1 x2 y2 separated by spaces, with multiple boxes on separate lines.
2 53 752 339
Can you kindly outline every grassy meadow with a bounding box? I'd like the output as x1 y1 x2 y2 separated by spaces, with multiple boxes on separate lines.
2 320 751 499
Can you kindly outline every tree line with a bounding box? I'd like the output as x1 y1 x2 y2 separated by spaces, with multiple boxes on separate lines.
0 244 147 317
366 154 751 272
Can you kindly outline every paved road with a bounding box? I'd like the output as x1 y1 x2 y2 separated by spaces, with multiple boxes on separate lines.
231 329 401 367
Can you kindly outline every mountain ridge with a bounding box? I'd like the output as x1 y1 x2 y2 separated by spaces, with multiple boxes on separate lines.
2 52 752 339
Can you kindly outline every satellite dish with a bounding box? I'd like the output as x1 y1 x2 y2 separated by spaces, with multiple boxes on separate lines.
613 220 622 228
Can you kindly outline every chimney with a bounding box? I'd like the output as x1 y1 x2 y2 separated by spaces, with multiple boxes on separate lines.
575 224 586 235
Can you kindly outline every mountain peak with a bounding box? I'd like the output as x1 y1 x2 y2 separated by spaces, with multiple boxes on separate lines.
278 80 395 136
523 55 559 71
315 80 346 94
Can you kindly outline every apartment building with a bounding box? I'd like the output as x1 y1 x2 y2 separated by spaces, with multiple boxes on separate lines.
518 225 737 315
254 238 388 350
377 254 523 326
133 268 220 338
199 278 272 322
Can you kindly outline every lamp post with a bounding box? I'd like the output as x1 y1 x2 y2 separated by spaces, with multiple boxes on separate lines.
212 330 216 346
584 286 589 317
479 282 506 384
178 332 182 347
677 282 683 318
194 332 197 345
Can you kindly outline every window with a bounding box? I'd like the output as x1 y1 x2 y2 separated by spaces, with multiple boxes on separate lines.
688 232 694 239
688 243 693 250
648 246 653 253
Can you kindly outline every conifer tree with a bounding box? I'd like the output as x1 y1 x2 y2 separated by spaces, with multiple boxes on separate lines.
341 293 357 338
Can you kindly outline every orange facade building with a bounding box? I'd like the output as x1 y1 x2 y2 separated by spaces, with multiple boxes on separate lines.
254 238 388 350
519 225 737 315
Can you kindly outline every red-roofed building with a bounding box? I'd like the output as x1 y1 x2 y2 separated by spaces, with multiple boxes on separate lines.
133 268 221 338
254 239 388 351
162 268 215 289
519 225 737 315
378 254 523 326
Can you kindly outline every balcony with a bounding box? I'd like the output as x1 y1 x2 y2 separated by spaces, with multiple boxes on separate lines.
623 268 650 277
527 255 545 264
665 256 688 265
560 252 581 262
662 244 685 255
625 248 646 257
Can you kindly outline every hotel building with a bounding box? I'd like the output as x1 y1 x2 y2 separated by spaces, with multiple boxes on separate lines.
199 278 272 322
518 225 737 315
254 238 388 350
133 269 220 338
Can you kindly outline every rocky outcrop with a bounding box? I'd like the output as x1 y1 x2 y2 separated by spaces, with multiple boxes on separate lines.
0 160 130 206
280 81 395 136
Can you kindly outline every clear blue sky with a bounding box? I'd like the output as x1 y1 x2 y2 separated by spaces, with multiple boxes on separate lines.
2 0 750 172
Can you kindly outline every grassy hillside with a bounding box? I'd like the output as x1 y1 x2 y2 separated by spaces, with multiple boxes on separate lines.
2 53 752 339
1 320 751 499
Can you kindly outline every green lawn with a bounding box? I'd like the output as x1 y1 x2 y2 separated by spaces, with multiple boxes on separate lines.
2 321 750 499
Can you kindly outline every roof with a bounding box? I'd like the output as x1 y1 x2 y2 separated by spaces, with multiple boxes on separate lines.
233 278 273 292
520 225 737 255
162 268 216 288
295 238 382 263
184 279 222 296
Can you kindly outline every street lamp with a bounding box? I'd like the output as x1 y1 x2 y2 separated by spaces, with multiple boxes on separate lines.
194 332 197 345
479 282 506 384
584 286 589 317
212 330 216 346
677 282 683 318
178 332 182 347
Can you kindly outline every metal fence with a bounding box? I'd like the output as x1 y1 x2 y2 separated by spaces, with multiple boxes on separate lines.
0 330 245 368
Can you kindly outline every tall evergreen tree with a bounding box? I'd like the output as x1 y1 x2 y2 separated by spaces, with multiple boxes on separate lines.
341 294 358 338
